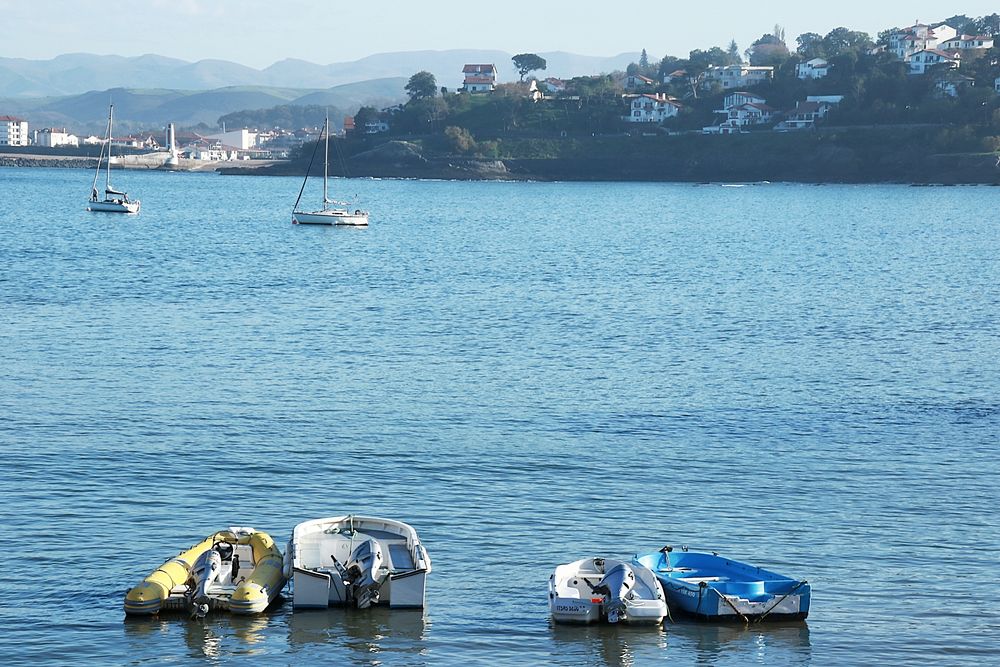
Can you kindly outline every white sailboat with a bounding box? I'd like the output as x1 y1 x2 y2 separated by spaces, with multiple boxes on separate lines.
87 103 140 214
292 115 368 226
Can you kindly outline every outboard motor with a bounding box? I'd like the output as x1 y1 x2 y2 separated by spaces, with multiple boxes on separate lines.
594 563 637 623
187 545 227 618
342 538 384 609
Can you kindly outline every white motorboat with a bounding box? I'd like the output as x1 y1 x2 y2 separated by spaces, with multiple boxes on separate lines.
292 115 368 226
549 557 668 624
285 515 430 609
87 103 140 214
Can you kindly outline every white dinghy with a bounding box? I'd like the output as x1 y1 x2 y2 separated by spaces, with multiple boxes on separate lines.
549 557 668 625
286 515 430 609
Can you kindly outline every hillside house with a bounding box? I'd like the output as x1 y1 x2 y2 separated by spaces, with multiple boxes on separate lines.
622 93 682 123
702 64 774 90
938 34 994 50
663 69 688 83
463 64 498 93
625 73 655 90
796 58 830 79
543 78 567 93
704 92 773 134
907 48 960 75
888 23 957 60
935 72 976 97
0 115 29 146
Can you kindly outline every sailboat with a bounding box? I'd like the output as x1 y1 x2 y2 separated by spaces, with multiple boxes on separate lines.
87 103 140 214
292 116 368 226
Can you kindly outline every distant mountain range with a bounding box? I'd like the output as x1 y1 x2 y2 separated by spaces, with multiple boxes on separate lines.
0 49 637 133
0 79 409 133
0 49 639 98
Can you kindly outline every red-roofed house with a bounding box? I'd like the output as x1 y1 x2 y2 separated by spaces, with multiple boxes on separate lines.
623 93 682 123
907 48 960 75
938 34 994 50
625 73 655 90
463 64 498 93
704 93 774 134
0 115 29 146
888 23 957 60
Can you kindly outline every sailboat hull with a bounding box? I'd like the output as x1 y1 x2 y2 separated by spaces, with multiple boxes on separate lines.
293 209 368 226
88 199 141 214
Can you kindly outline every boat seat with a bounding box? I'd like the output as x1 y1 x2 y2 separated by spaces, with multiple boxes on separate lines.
678 576 727 583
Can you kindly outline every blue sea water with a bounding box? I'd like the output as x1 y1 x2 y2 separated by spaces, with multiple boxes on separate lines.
0 167 998 666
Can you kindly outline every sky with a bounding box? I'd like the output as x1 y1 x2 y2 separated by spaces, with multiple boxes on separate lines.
3 0 999 67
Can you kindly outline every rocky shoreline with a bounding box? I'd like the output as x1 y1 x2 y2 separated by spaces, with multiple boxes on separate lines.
7 141 1000 185
0 155 97 169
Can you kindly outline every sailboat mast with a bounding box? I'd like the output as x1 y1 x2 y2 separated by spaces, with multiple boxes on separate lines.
323 115 329 207
106 104 114 191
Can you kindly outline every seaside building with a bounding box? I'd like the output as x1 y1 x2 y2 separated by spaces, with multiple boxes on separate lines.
462 64 498 93
0 115 30 146
34 128 79 147
205 128 257 150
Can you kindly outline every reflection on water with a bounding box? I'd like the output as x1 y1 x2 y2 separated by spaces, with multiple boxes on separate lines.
679 620 812 665
123 610 277 662
287 606 429 660
548 620 810 666
550 622 668 667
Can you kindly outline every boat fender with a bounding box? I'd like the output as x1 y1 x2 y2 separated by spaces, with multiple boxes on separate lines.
355 209 361 215
231 553 240 582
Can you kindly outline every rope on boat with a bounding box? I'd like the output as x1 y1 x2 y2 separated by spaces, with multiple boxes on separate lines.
754 579 808 624
704 581 751 625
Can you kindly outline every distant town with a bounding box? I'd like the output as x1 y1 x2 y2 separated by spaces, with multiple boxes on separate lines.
3 13 1000 182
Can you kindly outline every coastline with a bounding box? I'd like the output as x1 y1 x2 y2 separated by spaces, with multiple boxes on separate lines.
5 145 1000 185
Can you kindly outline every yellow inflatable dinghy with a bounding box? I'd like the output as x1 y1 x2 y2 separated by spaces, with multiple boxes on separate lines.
125 526 285 616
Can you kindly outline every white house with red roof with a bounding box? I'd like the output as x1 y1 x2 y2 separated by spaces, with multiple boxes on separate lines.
704 92 774 134
625 73 655 90
938 34 994 50
463 64 498 93
888 22 957 60
0 115 29 146
623 93 682 123
907 48 960 75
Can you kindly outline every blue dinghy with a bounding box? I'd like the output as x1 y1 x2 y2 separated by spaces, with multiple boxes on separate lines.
634 546 810 622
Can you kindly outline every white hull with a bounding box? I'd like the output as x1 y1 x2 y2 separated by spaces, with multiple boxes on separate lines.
286 515 430 609
88 199 140 214
549 557 668 625
292 209 368 226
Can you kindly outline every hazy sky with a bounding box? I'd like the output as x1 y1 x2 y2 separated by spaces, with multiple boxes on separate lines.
3 0 998 67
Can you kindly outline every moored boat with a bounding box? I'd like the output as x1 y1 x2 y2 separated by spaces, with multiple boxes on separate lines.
634 546 810 622
548 557 668 625
285 515 430 609
124 527 285 617
87 103 140 214
292 115 368 226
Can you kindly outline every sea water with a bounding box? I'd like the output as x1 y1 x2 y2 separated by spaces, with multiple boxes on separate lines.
1 168 998 666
